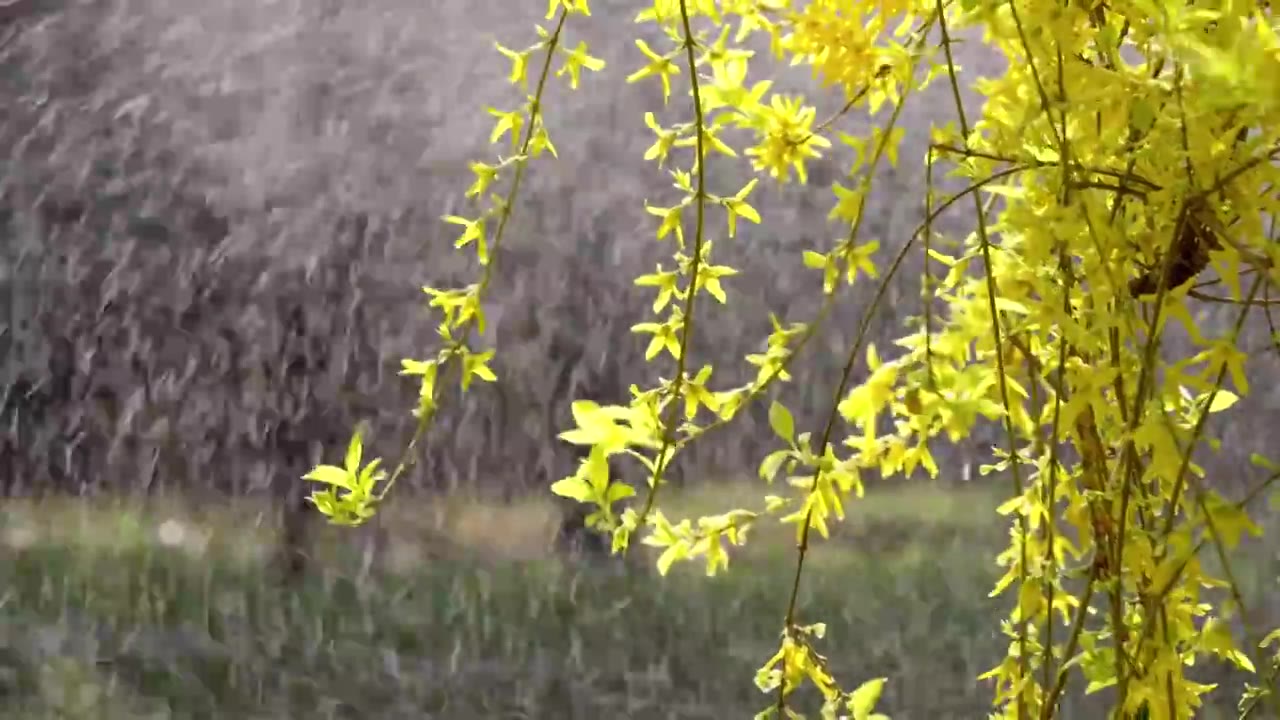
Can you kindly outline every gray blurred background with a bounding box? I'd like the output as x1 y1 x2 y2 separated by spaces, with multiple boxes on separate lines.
1 0 1276 533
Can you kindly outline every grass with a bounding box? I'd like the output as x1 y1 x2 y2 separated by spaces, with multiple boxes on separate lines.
0 482 1275 719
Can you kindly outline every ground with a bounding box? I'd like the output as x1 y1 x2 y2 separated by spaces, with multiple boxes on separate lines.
1 482 1274 719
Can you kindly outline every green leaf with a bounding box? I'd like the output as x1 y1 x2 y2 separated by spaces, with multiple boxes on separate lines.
607 482 636 503
769 400 795 443
848 677 887 720
1249 453 1276 471
1201 617 1255 672
759 449 791 482
993 297 1030 315
1261 628 1280 648
551 476 593 502
1201 492 1261 549
587 446 610 493
1131 97 1158 132
344 432 363 474
611 526 631 554
764 495 789 512
356 458 385 493
304 465 353 490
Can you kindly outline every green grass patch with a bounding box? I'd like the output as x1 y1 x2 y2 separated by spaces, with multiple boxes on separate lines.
0 482 1274 719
